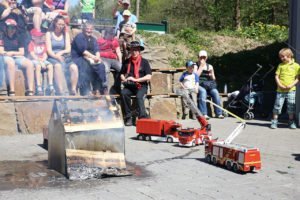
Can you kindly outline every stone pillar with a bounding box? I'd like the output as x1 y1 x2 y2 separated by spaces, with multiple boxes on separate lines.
289 0 300 125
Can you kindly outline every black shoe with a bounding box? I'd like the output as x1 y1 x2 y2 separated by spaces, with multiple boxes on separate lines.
125 118 133 126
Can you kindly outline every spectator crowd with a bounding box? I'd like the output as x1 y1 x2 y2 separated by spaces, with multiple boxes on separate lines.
0 0 140 97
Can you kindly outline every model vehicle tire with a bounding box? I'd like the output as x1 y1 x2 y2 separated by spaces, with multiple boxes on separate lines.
249 112 254 119
206 154 211 163
244 113 251 120
167 137 173 143
145 135 151 141
137 134 144 140
226 161 232 170
212 157 217 165
233 163 239 172
192 141 196 147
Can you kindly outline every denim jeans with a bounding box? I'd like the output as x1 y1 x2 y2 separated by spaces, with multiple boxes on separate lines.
102 58 122 93
198 86 222 116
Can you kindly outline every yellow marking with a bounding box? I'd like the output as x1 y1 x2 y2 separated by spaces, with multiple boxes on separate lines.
206 99 245 123
244 161 261 165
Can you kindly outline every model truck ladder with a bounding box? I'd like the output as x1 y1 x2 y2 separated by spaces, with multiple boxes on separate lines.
206 99 246 144
175 89 208 128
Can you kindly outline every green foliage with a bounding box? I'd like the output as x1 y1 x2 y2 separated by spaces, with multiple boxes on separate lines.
237 22 288 42
175 28 213 53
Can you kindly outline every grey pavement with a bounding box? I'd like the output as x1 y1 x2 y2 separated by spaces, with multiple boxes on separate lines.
0 117 299 200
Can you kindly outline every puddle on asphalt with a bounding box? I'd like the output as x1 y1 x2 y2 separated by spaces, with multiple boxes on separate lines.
0 160 151 191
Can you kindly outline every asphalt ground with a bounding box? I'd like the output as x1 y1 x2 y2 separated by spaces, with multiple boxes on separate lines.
0 117 299 200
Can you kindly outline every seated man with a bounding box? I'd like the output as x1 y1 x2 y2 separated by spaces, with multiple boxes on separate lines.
120 40 152 126
71 21 106 95
97 28 122 94
0 19 35 96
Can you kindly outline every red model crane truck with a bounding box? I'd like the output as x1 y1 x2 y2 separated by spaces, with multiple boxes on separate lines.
177 89 211 147
204 100 261 173
136 119 182 142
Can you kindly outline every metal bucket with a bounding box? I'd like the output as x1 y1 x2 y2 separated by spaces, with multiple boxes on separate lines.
47 96 126 180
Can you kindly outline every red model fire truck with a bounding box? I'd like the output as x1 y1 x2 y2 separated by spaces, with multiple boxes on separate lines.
136 119 182 142
177 90 211 147
204 100 261 173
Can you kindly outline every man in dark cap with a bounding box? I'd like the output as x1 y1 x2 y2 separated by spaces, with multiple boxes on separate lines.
120 40 151 126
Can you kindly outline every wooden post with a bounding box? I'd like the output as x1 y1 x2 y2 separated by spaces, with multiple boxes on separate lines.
289 0 300 125
136 0 140 20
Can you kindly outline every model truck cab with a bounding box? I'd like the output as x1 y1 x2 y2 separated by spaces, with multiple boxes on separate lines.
136 119 182 142
178 125 212 147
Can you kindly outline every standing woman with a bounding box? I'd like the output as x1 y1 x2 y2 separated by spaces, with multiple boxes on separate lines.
46 15 78 95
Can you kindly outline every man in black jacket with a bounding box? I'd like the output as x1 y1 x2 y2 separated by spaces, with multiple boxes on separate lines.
120 40 152 126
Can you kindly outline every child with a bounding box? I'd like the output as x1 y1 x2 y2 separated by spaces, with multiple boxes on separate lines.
28 29 55 96
117 9 136 60
179 61 199 119
270 48 300 129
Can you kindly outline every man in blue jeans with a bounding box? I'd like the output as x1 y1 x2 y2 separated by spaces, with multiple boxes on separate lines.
195 50 224 119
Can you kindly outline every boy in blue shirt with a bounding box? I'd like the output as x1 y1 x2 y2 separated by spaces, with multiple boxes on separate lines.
179 61 199 119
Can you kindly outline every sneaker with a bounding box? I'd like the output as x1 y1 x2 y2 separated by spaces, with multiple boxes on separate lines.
45 85 55 96
270 119 278 129
36 86 44 96
288 120 297 129
217 115 224 119
125 118 133 126
204 115 210 120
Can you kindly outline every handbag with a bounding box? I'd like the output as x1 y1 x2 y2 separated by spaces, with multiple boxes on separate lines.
200 80 217 90
123 80 138 89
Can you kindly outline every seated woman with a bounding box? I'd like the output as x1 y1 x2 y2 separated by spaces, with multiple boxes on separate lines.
71 21 106 96
195 50 224 119
46 15 78 95
0 19 34 96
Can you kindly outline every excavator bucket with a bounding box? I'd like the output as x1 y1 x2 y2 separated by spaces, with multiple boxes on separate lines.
47 96 127 180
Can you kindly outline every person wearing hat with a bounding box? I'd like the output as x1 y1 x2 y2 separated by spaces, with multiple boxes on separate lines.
179 61 199 120
117 9 137 61
28 28 55 96
120 40 152 126
0 18 35 96
195 50 224 119
112 0 137 35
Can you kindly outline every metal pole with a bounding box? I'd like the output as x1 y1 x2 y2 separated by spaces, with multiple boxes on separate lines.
289 0 300 125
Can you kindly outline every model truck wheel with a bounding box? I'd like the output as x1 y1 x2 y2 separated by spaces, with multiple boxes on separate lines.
212 157 217 165
233 163 239 172
167 137 173 143
226 161 232 170
137 134 144 140
206 154 211 163
145 136 151 141
192 140 196 147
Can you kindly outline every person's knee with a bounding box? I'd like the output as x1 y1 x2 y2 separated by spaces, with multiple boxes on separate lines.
69 64 78 73
35 65 41 71
32 7 42 16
